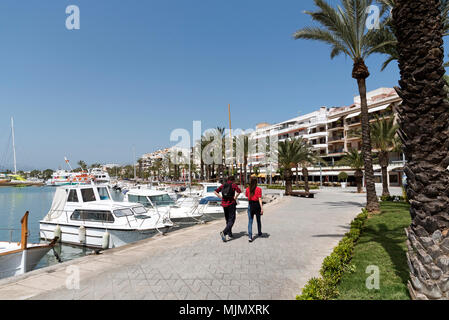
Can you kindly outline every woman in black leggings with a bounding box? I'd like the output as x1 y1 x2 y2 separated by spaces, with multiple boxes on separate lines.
245 177 263 242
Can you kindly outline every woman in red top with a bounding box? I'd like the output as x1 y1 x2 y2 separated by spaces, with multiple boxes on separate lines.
246 177 263 242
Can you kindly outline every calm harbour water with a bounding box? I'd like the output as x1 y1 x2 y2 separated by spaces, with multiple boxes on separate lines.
0 186 124 271
0 186 237 274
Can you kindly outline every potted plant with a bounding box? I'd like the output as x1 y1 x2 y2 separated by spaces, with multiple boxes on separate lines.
338 172 349 189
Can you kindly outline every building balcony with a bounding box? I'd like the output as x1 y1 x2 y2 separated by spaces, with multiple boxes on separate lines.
328 136 345 143
327 150 345 156
347 121 361 127
305 131 328 139
328 126 345 132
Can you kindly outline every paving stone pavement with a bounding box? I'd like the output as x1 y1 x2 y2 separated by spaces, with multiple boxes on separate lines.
0 189 366 300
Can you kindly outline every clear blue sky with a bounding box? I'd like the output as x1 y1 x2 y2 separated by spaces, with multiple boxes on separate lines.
0 1 442 170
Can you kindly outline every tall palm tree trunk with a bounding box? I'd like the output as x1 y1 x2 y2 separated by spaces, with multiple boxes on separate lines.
200 162 204 181
296 164 299 184
379 152 390 197
302 167 310 193
244 158 248 186
355 170 363 194
394 0 449 300
354 64 380 212
285 170 293 195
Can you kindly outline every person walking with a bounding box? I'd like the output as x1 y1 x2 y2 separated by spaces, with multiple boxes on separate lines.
246 176 263 242
214 176 241 242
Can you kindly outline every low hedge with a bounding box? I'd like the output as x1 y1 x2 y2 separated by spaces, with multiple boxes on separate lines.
379 195 407 202
296 209 368 300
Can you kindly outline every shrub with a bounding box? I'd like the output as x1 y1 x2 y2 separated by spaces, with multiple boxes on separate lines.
380 195 406 202
296 278 338 300
338 172 348 182
296 209 368 300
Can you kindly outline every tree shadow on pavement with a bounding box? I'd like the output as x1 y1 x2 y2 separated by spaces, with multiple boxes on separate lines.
320 201 365 208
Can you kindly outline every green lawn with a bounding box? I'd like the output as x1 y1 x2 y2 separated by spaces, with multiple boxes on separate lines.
337 201 411 300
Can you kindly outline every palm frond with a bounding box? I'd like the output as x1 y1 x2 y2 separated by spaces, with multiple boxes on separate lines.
294 0 390 62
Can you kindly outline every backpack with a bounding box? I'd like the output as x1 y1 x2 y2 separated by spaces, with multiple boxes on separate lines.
222 183 235 199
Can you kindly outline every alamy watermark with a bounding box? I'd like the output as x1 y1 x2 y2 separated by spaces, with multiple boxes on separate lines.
365 265 380 290
366 5 380 30
168 121 278 167
66 5 80 30
65 265 80 290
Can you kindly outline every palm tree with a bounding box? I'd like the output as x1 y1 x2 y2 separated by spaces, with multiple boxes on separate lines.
338 149 364 193
297 138 325 193
370 116 400 197
392 0 449 300
216 127 226 182
376 0 449 70
77 160 87 171
235 134 250 186
277 139 302 195
293 0 393 212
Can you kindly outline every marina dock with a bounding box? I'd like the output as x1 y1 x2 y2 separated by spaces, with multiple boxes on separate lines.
0 189 366 300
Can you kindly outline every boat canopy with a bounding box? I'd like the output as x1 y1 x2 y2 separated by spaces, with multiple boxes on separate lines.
199 196 222 205
43 188 67 221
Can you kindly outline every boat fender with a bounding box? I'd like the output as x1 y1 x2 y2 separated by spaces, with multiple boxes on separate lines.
102 232 110 249
54 225 62 242
79 226 86 244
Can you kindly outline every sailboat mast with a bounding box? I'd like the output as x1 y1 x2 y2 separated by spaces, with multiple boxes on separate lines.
11 117 17 174
133 146 136 180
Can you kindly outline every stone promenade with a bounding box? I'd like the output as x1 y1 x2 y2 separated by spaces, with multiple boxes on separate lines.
0 189 366 300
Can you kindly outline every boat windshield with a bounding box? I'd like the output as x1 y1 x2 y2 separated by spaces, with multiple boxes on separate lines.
97 187 111 200
113 208 134 217
81 188 96 202
132 206 147 215
128 195 152 207
206 186 217 193
149 194 175 207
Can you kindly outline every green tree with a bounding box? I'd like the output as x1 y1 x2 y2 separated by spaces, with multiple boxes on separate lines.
293 0 393 212
370 116 400 197
77 160 87 171
376 0 449 70
338 149 365 193
277 139 303 195
42 169 54 180
296 138 324 193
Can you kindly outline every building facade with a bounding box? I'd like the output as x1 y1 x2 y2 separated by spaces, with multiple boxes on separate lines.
247 87 404 187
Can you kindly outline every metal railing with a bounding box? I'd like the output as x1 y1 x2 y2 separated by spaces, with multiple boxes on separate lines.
0 228 27 243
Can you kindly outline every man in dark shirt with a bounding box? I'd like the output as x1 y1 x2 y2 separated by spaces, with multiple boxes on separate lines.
214 176 241 242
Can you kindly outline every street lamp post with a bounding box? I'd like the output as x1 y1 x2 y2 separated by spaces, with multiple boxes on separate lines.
319 161 323 188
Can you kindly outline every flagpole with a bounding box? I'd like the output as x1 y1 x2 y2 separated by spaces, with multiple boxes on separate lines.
64 157 73 171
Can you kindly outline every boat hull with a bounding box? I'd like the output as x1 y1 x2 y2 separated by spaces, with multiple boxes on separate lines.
0 244 54 280
40 222 164 249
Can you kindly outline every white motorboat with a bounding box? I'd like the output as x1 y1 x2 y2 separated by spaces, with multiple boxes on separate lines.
89 168 111 184
124 188 203 222
195 182 249 210
39 184 173 249
1 212 58 280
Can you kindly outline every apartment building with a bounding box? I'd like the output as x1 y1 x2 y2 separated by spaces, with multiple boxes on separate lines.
140 148 170 170
247 87 405 187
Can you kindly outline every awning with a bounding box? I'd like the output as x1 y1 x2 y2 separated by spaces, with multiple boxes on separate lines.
297 171 355 176
327 118 341 123
369 104 390 113
346 112 361 119
251 173 274 178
